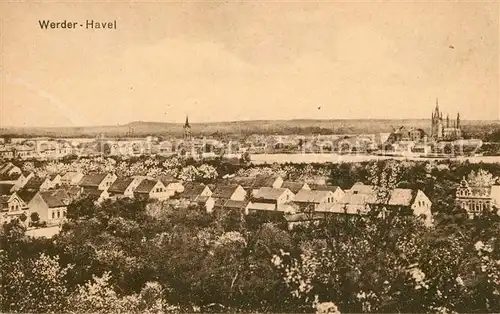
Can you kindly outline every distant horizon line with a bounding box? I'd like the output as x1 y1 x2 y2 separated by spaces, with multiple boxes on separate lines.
2 117 500 129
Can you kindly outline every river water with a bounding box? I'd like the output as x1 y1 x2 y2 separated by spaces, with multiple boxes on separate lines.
250 153 500 164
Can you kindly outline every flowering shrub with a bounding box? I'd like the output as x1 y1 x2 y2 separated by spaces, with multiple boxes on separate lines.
179 164 218 182
0 252 72 313
68 272 178 314
4 159 500 313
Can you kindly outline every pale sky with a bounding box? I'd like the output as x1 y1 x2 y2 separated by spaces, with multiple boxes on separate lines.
0 1 499 127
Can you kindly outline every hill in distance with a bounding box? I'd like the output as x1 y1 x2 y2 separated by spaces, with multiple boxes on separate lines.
1 119 499 139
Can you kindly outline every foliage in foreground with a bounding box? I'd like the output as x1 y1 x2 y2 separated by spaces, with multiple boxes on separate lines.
2 159 500 312
1 196 500 313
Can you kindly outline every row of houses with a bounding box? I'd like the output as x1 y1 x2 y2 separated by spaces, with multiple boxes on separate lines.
0 161 434 228
0 137 243 160
166 175 434 228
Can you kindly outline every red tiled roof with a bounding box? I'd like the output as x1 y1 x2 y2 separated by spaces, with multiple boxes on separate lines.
39 190 70 208
17 190 38 203
108 177 134 193
135 179 160 194
0 183 15 196
281 181 307 193
254 187 290 201
228 176 257 189
293 190 332 203
253 174 280 188
158 175 179 186
78 174 108 187
212 184 242 199
180 183 208 199
24 177 47 190
223 199 249 209
309 184 341 192
0 172 22 181
82 187 104 197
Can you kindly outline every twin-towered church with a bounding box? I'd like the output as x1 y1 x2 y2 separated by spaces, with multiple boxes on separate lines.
182 98 463 143
430 99 462 141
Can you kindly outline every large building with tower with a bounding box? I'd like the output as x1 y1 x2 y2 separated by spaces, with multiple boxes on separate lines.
183 115 192 141
430 99 462 141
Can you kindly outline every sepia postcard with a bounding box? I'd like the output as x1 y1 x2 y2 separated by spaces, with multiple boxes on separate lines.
0 1 499 313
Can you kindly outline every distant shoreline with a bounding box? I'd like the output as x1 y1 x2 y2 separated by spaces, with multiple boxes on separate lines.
1 119 499 138
250 153 500 164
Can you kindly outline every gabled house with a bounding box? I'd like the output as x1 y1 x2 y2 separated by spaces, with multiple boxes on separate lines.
134 179 170 200
16 145 35 159
48 174 62 188
108 177 144 199
0 183 15 196
11 172 34 192
281 181 310 194
0 171 24 184
78 173 117 191
211 184 247 201
177 183 212 201
0 165 31 191
82 187 109 203
0 148 14 160
456 177 500 219
61 171 84 186
0 192 29 224
195 196 216 213
0 162 22 178
254 174 284 189
228 174 284 196
309 184 345 203
386 188 433 226
60 185 82 201
24 176 52 192
293 189 337 212
28 190 71 225
247 187 295 214
158 176 184 198
326 183 433 226
213 199 249 214
17 190 38 205
228 176 259 193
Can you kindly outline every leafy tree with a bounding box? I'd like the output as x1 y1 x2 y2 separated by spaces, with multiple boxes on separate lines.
467 169 497 186
19 213 27 223
1 252 72 313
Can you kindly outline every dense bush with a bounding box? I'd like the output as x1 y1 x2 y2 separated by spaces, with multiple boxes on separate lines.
2 159 500 312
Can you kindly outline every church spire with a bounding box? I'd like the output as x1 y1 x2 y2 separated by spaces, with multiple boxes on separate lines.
434 98 441 118
183 115 192 141
457 112 460 129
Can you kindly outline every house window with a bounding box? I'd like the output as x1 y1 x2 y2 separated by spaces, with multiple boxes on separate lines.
63 211 66 217
52 212 55 219
57 211 60 218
